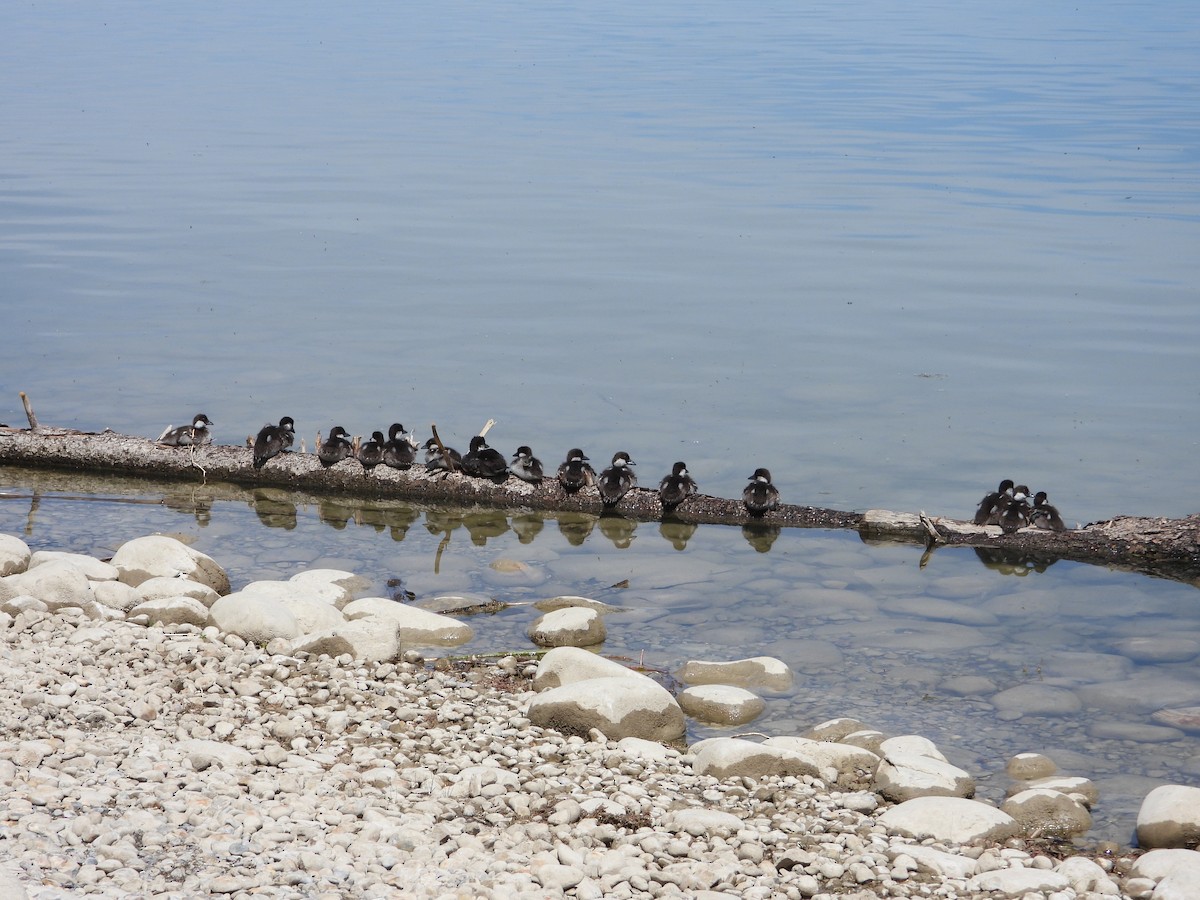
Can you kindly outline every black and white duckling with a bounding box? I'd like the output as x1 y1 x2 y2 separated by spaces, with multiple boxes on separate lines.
252 416 295 469
597 451 637 506
510 445 544 484
317 425 353 468
158 413 213 447
658 461 698 511
973 479 1015 526
357 430 386 475
463 435 508 479
557 448 595 493
743 467 780 516
1029 491 1067 532
999 491 1031 534
382 423 416 470
423 437 462 473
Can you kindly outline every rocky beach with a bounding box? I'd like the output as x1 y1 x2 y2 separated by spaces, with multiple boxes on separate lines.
2 531 1200 899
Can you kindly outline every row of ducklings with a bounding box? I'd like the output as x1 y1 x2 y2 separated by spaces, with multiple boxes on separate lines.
157 414 781 516
973 479 1067 532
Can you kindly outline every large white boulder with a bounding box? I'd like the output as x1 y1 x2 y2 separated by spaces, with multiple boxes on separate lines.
1002 788 1092 839
136 576 220 607
532 646 644 691
527 675 685 742
878 796 1019 844
7 561 94 611
677 684 764 725
0 534 31 576
27 550 118 581
1137 784 1200 849
690 738 820 781
966 868 1070 896
290 617 404 662
110 535 229 593
675 656 793 691
528 607 606 648
874 752 975 801
209 592 301 644
342 597 471 646
762 736 881 787
129 597 211 628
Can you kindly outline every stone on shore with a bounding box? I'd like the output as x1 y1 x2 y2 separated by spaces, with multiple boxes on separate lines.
5 561 94 611
342 597 472 646
677 684 764 725
531 646 644 691
209 591 301 643
92 580 142 612
675 656 793 691
290 617 403 662
690 738 820 781
1008 774 1099 808
1005 752 1057 780
110 534 230 593
28 550 118 581
527 675 685 741
136 576 220 606
128 596 211 628
877 734 947 761
528 607 606 648
1136 784 1200 849
762 736 881 788
966 867 1071 896
878 796 1020 844
875 752 975 801
240 578 347 608
1130 848 1200 883
278 595 347 634
0 533 31 576
289 568 367 604
1002 788 1092 838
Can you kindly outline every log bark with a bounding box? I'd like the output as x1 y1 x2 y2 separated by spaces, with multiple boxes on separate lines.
2 425 1198 585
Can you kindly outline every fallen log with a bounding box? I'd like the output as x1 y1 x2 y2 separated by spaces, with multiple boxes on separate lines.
2 425 1198 585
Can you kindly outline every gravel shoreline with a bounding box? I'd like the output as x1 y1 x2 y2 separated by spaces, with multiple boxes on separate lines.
1 607 1145 899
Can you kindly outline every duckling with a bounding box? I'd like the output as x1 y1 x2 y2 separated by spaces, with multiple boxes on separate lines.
1029 491 1067 532
973 479 1015 526
463 435 508 479
382 423 416 470
658 461 698 511
999 491 1031 534
743 468 780 516
510 445 544 484
556 448 595 493
158 413 213 447
252 416 295 469
317 425 353 468
423 437 462 473
597 451 637 506
357 430 386 475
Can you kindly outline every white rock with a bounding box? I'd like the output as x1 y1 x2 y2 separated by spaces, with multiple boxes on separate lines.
1054 856 1111 892
1153 871 1200 900
175 739 253 770
664 809 743 837
92 580 142 612
0 534 31 576
805 717 870 742
445 765 522 799
1137 784 1200 849
0 594 47 616
533 646 645 691
527 675 685 742
763 736 881 787
8 561 94 610
616 737 680 764
1010 775 1100 808
1130 848 1200 882
136 576 220 607
675 656 794 691
528 607 606 648
690 738 820 781
892 844 979 879
1002 788 1092 838
878 735 947 762
342 597 472 646
966 867 1070 896
278 595 347 634
0 862 29 900
877 796 1020 844
1006 752 1057 780
110 535 230 593
874 752 975 801
28 550 118 581
209 592 301 643
289 568 367 604
677 684 764 725
128 597 211 627
290 616 403 662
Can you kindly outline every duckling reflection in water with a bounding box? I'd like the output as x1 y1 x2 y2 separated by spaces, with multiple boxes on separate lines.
511 513 545 544
659 520 697 551
557 512 595 547
598 515 637 549
742 522 781 553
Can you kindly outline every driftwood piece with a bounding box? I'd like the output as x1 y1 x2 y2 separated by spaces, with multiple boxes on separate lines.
2 425 1198 584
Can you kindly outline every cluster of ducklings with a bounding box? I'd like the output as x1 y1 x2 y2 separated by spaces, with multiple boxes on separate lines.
157 414 782 517
973 479 1067 533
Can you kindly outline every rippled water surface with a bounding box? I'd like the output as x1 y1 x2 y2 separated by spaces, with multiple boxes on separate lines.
3 1 1200 847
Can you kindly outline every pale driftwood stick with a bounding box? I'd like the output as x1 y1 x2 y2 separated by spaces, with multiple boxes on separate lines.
19 392 38 430
478 418 496 438
430 423 457 473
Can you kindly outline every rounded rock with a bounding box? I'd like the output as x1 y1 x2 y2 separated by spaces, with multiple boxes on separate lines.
1136 784 1200 849
677 684 765 725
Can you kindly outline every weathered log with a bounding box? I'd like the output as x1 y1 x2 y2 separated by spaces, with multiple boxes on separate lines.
2 425 1198 585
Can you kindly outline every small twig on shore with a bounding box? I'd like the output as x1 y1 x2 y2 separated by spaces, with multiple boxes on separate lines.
187 443 208 485
430 423 457 473
19 392 39 430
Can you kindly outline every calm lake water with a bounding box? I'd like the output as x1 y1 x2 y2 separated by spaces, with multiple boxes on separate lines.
3 1 1199 845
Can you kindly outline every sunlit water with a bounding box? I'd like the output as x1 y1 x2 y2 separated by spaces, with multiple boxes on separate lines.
2 0 1199 847
3 469 1199 845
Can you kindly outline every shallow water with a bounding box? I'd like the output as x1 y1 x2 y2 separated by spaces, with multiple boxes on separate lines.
3 468 1199 845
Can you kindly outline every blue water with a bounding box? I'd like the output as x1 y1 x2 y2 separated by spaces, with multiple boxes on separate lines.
3 1 1200 845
